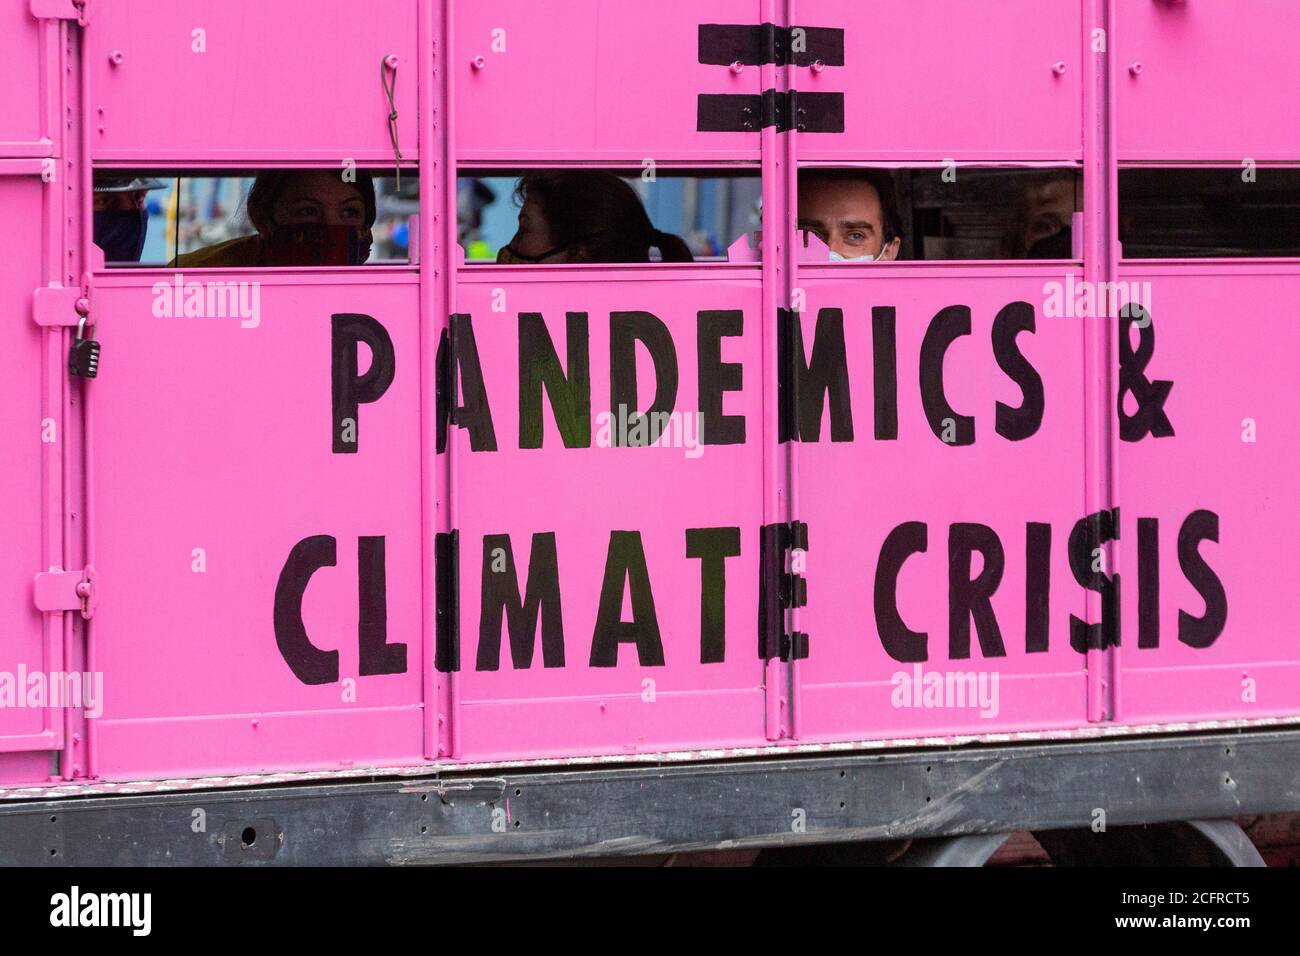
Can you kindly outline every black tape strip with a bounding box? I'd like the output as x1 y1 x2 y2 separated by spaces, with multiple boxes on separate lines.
698 23 845 66
782 631 810 661
699 23 764 66
786 26 845 67
697 90 844 133
435 529 459 673
783 91 844 132
698 93 759 132
757 523 785 660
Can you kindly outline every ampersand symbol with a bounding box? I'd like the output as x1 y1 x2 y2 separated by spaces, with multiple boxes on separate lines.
1118 307 1174 442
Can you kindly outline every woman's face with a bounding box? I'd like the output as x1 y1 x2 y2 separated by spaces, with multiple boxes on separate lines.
497 196 575 263
265 172 367 230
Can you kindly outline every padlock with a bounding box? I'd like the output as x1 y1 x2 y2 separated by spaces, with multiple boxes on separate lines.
69 317 100 379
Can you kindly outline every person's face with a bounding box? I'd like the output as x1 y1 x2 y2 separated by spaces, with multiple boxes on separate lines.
264 172 367 229
93 190 146 212
497 196 576 264
797 178 899 261
1022 178 1078 252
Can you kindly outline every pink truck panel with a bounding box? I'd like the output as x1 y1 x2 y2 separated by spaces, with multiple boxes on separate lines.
0 3 49 149
89 273 425 779
452 268 767 760
1115 0 1300 161
0 175 61 750
794 267 1089 741
455 0 762 163
0 0 1297 790
795 0 1083 162
88 0 420 165
1115 264 1300 723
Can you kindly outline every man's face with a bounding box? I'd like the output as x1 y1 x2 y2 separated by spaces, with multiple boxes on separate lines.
797 178 899 261
92 189 147 212
1021 178 1077 253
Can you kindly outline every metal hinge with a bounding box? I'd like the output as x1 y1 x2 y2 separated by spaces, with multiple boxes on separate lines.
697 23 845 67
33 566 98 619
697 89 844 133
29 0 91 25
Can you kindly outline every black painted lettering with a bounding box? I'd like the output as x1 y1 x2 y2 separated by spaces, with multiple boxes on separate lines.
519 312 591 449
948 523 1007 659
697 310 746 445
590 531 665 666
273 535 340 685
875 521 928 663
477 532 565 670
332 313 395 454
686 527 741 663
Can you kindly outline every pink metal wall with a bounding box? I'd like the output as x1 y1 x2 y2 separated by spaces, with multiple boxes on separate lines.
87 274 426 779
793 266 1090 740
87 0 420 166
1114 0 1300 162
794 0 1083 162
1 0 1297 788
1114 265 1300 724
451 267 767 761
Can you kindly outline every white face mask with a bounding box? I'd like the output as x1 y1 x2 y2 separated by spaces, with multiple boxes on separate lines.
829 238 896 262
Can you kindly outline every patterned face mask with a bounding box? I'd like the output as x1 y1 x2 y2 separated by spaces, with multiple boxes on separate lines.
261 223 373 266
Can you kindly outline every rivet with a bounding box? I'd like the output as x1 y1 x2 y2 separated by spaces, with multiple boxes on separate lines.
471 55 486 70
1129 62 1144 76
1052 61 1067 76
109 50 124 66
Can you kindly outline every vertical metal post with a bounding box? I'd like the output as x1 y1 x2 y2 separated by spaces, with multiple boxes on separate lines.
1082 0 1116 722
784 0 801 742
420 0 460 760
75 9 99 775
760 0 785 740
1103 0 1122 719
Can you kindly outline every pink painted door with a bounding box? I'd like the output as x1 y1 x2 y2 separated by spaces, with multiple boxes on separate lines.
455 0 763 164
87 0 419 165
1114 264 1300 724
1 1 53 151
794 0 1083 162
0 170 67 763
792 267 1091 741
89 272 425 779
448 267 768 761
1115 0 1300 162
0 6 72 779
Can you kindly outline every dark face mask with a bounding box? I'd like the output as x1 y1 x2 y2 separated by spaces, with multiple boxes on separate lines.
1027 225 1073 260
260 223 373 266
93 209 148 263
497 241 570 264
